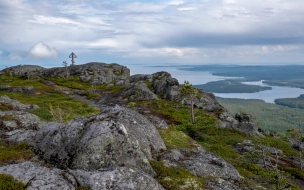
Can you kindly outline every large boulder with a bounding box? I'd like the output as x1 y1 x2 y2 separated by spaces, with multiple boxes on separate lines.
120 81 158 100
234 113 263 136
161 148 240 182
152 72 179 96
70 167 165 190
29 105 166 175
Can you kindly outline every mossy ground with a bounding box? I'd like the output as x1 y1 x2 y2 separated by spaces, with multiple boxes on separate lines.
0 76 99 122
0 141 34 167
150 160 207 190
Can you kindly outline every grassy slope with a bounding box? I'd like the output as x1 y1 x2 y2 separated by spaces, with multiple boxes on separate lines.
133 99 302 189
0 74 303 189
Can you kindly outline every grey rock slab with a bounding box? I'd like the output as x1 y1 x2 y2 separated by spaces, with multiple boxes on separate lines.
0 111 44 131
121 81 158 100
70 167 165 190
4 129 37 144
162 148 240 181
205 178 243 190
0 162 76 190
148 115 168 129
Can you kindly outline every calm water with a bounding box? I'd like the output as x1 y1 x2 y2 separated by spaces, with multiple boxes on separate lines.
214 81 304 103
130 65 304 103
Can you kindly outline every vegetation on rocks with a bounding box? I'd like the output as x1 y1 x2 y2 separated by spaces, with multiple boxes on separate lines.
1 63 304 189
0 141 34 166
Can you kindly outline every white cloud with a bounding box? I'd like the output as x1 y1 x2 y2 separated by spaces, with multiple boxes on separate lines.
9 53 22 60
1 0 304 65
260 45 300 54
168 1 185 5
29 42 58 59
223 0 236 4
28 15 79 25
178 7 196 11
0 50 2 55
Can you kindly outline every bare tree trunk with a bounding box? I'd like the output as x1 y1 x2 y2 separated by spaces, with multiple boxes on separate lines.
190 98 194 124
300 151 302 170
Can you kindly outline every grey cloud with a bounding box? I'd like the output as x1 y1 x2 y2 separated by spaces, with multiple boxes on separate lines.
141 33 304 48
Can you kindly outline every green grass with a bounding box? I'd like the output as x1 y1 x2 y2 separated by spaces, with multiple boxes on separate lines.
0 174 25 190
0 141 34 166
157 125 193 150
0 91 99 122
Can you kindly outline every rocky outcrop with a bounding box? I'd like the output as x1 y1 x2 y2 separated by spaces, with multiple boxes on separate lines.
43 62 130 85
129 71 261 136
1 65 44 78
28 105 166 175
70 167 165 190
234 113 263 136
2 62 130 86
0 95 43 142
161 148 240 182
120 81 158 100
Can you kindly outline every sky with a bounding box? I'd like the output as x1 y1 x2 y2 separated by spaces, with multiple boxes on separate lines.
0 0 304 68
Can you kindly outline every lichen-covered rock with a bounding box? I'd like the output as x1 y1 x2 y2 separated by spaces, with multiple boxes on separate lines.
30 105 166 175
148 115 168 129
0 162 76 190
121 81 158 100
152 72 179 95
205 178 243 190
42 62 130 85
130 74 153 83
0 111 43 131
1 65 44 78
234 113 263 136
2 129 37 143
162 148 240 181
70 167 165 190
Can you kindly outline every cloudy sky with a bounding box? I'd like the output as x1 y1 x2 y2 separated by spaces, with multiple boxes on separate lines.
0 0 304 68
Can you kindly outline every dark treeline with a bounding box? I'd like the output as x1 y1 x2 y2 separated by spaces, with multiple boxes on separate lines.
194 80 271 93
275 94 304 109
217 98 304 133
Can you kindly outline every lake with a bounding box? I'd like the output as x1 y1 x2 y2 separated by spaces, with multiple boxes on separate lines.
129 65 304 103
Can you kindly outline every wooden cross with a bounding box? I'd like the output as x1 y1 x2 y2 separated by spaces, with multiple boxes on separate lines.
69 52 77 66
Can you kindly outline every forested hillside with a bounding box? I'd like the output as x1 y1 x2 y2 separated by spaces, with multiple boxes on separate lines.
275 94 304 109
194 80 271 93
217 98 304 132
